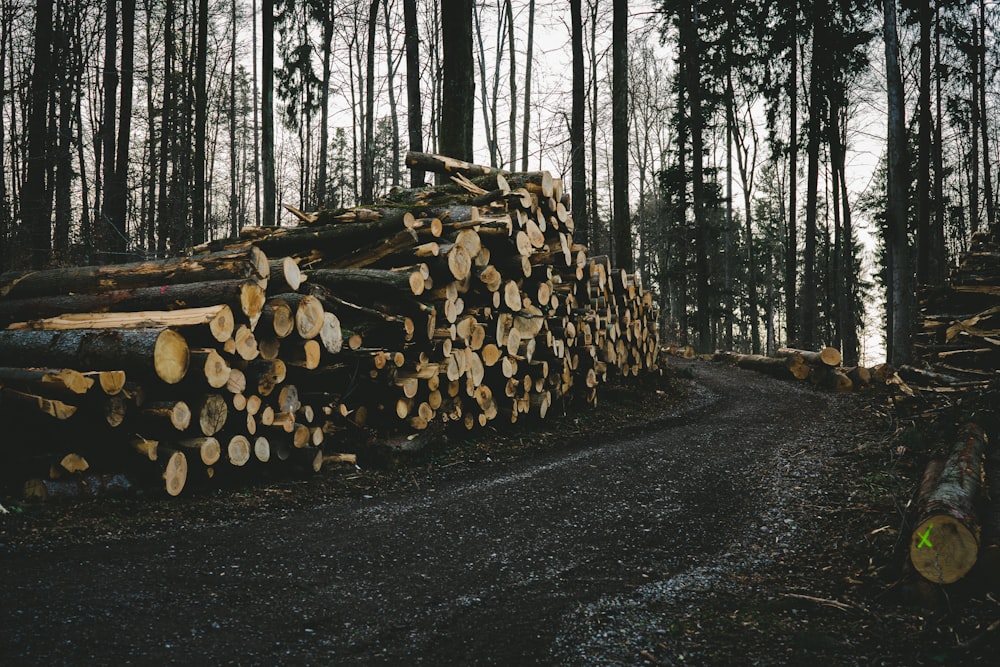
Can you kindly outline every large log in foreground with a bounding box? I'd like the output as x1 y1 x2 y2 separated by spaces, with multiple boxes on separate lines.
910 424 987 584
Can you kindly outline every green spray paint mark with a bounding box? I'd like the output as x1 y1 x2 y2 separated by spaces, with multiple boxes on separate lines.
917 524 933 549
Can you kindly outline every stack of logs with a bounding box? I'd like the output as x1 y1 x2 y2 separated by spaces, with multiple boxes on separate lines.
709 347 889 393
904 230 1000 401
0 151 663 498
900 230 1000 585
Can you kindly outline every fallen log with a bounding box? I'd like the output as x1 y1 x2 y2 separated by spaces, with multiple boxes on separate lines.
713 351 810 381
910 423 987 584
775 346 842 368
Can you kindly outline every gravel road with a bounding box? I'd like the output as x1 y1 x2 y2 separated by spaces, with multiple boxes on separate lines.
1 361 851 665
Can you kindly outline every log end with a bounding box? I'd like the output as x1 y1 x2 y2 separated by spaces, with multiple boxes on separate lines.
910 514 979 584
154 330 190 384
162 450 188 497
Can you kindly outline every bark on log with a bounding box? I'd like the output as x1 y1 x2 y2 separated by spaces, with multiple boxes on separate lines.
176 436 221 466
405 150 502 178
309 268 426 297
4 304 238 340
910 423 986 584
0 280 262 328
0 328 189 384
713 351 810 381
1 387 77 419
141 401 191 431
23 473 135 500
0 246 268 299
0 367 93 396
775 346 842 367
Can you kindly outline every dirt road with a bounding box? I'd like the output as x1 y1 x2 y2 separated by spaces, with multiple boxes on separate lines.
0 362 925 664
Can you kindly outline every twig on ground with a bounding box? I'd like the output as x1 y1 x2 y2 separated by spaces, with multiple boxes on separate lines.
782 592 855 612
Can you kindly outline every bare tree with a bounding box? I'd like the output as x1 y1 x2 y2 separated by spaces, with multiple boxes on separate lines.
883 0 913 365
520 0 534 171
360 0 378 203
570 0 587 246
611 0 632 272
262 0 275 226
24 0 54 267
439 0 474 167
403 0 424 186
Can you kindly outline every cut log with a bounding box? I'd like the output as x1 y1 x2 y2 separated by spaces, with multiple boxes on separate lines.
0 246 268 299
910 424 987 584
160 448 188 496
270 293 325 340
775 346 842 367
189 348 232 389
24 473 134 500
405 150 501 178
226 435 252 467
0 280 262 330
141 401 192 431
0 328 189 385
713 351 810 381
309 267 426 297
176 436 222 466
0 387 77 419
195 394 229 437
84 370 127 396
259 298 295 338
0 367 93 396
268 256 303 292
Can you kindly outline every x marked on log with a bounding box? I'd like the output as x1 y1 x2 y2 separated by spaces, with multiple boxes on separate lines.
917 524 933 549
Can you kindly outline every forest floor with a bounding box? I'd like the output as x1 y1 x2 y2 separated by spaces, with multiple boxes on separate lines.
1 359 998 665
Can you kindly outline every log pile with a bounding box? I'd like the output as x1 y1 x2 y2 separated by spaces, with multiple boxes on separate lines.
901 231 1000 405
0 151 663 498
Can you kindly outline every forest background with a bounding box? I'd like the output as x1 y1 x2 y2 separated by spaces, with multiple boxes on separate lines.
1 0 996 367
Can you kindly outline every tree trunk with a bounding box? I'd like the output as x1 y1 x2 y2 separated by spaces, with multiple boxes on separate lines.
192 0 208 245
916 0 932 285
680 3 709 352
933 1 946 282
384 0 401 188
801 0 825 350
520 0 535 172
978 1 994 232
101 0 118 256
505 0 516 169
262 0 276 226
570 0 587 248
611 0 632 273
403 0 424 188
970 17 981 235
786 0 798 346
157 0 175 254
884 0 914 366
440 0 474 170
360 0 378 203
25 0 54 267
